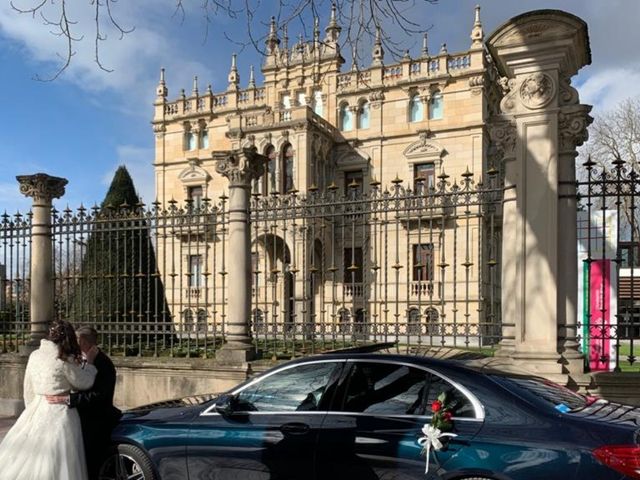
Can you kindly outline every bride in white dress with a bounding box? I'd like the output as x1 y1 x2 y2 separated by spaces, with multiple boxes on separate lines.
0 320 98 480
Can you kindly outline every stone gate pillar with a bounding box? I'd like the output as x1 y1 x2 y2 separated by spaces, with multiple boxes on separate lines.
487 11 592 379
214 148 266 363
16 173 67 352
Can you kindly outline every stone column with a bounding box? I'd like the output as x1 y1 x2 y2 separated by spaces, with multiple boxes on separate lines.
16 173 67 352
487 11 592 380
558 101 592 374
214 148 266 363
488 119 517 356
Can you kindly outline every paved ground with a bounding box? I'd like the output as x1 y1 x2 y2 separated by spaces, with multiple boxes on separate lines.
0 417 16 442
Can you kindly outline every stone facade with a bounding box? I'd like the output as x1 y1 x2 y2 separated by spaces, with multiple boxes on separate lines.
152 6 496 339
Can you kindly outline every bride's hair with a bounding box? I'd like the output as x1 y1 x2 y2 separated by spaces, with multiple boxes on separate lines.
48 320 82 361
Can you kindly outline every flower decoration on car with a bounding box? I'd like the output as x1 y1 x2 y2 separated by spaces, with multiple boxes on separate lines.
417 392 457 474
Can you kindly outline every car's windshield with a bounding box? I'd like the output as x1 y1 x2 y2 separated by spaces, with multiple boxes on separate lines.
492 374 595 412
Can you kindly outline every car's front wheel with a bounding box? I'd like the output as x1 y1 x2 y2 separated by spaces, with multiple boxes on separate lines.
98 444 156 480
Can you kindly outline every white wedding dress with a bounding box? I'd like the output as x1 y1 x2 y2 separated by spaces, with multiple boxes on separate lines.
0 339 97 480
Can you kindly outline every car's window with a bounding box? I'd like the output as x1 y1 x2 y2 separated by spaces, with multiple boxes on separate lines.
235 362 338 412
340 362 475 417
493 375 589 412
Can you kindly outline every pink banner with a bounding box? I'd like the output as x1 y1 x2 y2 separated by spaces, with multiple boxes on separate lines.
589 260 611 371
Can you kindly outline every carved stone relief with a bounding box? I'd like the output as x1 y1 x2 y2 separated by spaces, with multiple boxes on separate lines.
488 120 517 159
519 72 555 109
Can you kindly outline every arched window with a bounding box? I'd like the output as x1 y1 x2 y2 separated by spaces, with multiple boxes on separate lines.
281 143 294 193
196 309 207 333
281 94 292 110
429 91 443 120
313 90 324 117
339 103 353 131
409 95 423 123
425 307 440 335
252 308 266 334
354 308 366 337
358 100 370 129
338 308 351 334
407 308 421 335
199 130 209 149
185 130 197 151
182 309 194 333
263 144 276 195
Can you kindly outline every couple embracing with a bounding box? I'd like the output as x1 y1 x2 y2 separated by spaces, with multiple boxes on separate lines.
0 320 121 480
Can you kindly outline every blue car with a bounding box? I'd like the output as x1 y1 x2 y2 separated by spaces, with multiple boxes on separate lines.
100 352 640 479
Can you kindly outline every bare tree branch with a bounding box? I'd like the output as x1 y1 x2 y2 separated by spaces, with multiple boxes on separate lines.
10 0 439 79
579 97 640 241
11 0 135 81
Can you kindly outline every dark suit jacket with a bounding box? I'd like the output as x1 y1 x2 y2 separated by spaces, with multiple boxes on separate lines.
70 350 121 442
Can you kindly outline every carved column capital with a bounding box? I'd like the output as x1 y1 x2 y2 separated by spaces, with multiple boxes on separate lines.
558 105 593 154
16 173 67 204
488 119 517 159
153 123 167 138
214 148 267 187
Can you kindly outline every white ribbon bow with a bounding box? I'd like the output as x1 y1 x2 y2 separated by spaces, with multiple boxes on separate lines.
417 424 458 474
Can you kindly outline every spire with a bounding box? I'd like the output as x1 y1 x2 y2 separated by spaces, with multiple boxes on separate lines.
371 25 384 66
248 65 256 88
470 5 484 48
192 75 199 96
313 16 320 44
351 44 358 71
421 33 429 58
324 3 341 44
156 67 167 98
265 16 280 54
280 24 289 65
228 53 239 90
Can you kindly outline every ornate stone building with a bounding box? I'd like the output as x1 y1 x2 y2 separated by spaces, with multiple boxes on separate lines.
150 5 587 349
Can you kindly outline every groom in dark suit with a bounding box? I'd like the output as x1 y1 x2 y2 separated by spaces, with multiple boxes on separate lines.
47 326 121 480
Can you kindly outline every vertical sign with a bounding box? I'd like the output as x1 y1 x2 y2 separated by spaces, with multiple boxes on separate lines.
588 260 613 371
577 211 618 372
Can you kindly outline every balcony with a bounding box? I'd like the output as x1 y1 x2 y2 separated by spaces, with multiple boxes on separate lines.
185 287 203 301
344 283 364 298
410 281 442 298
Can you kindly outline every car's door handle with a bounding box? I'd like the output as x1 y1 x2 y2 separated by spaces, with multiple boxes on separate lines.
280 422 310 435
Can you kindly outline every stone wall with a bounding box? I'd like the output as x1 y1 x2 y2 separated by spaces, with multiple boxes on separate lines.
0 355 277 415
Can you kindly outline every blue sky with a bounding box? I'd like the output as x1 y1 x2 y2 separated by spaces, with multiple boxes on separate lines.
1 0 639 212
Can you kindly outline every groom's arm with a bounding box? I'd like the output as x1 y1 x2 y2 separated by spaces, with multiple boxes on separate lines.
69 356 117 410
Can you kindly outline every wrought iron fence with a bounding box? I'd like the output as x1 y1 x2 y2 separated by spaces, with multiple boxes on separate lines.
50 199 228 358
0 170 503 358
577 157 640 372
0 211 31 352
249 172 503 357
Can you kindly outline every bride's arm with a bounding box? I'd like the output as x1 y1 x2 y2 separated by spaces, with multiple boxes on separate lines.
63 359 97 391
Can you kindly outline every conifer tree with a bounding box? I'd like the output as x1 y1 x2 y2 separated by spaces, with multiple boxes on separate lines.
69 166 171 346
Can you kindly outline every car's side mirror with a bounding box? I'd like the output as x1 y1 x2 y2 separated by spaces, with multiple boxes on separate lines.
214 394 238 416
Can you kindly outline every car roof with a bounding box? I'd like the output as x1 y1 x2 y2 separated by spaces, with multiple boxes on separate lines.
284 352 481 375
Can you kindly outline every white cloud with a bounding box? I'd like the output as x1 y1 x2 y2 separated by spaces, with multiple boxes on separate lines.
0 0 215 106
102 145 156 205
577 68 640 116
